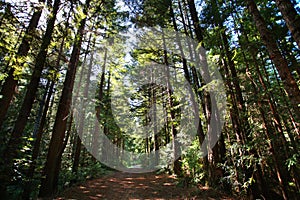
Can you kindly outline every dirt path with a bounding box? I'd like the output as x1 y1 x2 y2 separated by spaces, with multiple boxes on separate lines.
56 171 236 200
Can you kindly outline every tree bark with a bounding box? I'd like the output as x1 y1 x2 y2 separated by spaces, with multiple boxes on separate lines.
162 29 181 175
246 0 300 121
0 0 45 129
275 0 300 49
245 65 290 200
186 0 203 42
0 0 60 197
72 41 95 174
187 0 225 186
39 0 91 197
236 11 293 198
22 81 54 200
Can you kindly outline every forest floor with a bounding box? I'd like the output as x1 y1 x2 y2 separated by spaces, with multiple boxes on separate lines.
55 171 237 200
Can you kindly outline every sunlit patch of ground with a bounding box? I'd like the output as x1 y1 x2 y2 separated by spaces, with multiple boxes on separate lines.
56 172 237 200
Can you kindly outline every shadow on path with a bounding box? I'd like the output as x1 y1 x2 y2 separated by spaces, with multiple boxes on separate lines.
56 171 235 200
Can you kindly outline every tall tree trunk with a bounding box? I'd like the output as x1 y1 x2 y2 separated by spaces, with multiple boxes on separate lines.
95 48 107 160
245 64 290 200
177 0 211 179
22 81 55 200
101 70 111 163
162 29 181 175
0 0 45 129
246 0 300 120
70 27 94 173
275 0 300 49
253 52 300 195
0 0 60 197
242 25 296 158
263 60 300 136
218 3 263 196
173 0 212 179
64 12 93 189
187 0 224 186
235 13 292 198
39 0 91 197
23 10 71 195
150 70 159 165
219 40 259 196
72 41 95 174
186 0 203 42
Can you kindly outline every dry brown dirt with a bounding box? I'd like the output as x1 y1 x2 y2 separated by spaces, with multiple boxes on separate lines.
55 171 236 200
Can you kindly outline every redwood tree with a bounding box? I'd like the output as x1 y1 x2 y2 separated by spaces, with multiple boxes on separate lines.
0 0 45 129
0 0 60 197
275 0 300 49
246 0 300 121
39 0 91 197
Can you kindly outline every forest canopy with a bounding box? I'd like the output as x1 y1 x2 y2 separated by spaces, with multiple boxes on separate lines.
0 0 299 199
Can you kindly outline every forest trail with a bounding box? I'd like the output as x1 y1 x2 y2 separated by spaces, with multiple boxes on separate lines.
56 171 235 200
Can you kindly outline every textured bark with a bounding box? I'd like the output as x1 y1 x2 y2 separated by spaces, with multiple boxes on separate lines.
0 0 45 129
0 0 60 197
39 0 91 197
22 9 71 195
237 10 292 198
246 0 300 121
275 0 300 49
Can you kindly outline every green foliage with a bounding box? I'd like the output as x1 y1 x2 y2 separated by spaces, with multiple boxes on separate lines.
181 139 205 184
59 162 108 192
0 0 299 199
0 72 7 81
286 154 299 171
